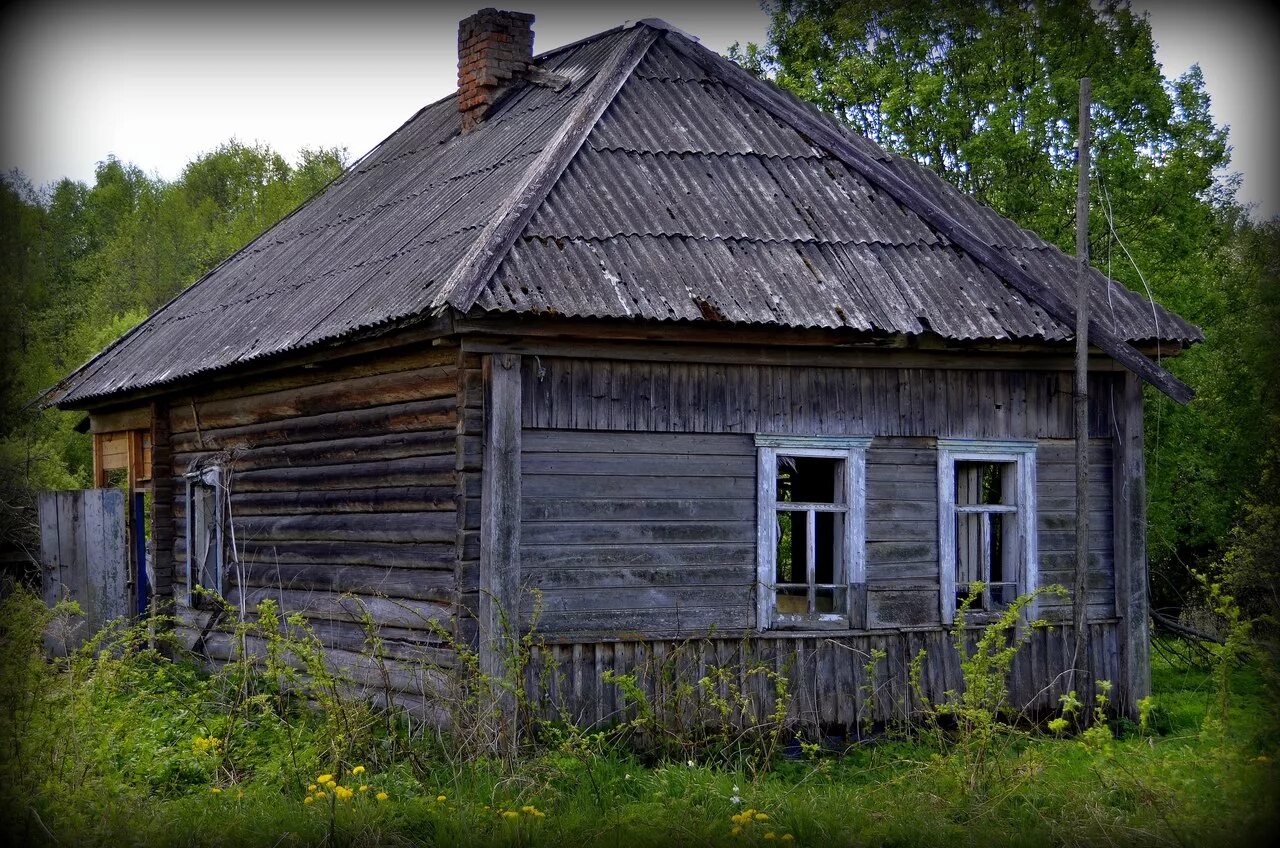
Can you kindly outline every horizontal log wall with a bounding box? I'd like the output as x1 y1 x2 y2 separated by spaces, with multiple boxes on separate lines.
167 338 465 712
518 429 1113 636
520 430 756 635
512 356 1118 637
522 622 1120 731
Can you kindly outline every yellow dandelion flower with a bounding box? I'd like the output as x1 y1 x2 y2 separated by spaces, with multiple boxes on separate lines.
533 810 546 818
755 813 770 822
326 780 337 790
437 795 447 802
781 835 794 842
731 826 743 836
359 785 369 792
765 834 776 841
376 792 389 802
317 774 333 784
521 805 535 814
210 787 222 795
308 784 317 791
315 791 327 800
502 810 519 820
303 796 314 805
352 765 366 775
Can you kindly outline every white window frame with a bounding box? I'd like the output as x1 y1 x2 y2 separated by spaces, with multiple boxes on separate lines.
755 434 870 630
937 439 1037 625
184 465 224 609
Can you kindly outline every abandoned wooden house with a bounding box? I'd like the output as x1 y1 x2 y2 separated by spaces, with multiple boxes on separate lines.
43 9 1201 729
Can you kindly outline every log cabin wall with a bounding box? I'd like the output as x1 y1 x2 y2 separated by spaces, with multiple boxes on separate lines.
166 337 465 713
468 346 1142 724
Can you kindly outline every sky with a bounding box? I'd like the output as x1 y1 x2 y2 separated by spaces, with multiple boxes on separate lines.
1 0 1276 218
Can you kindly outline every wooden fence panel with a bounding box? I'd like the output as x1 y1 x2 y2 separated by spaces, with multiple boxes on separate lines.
37 489 129 651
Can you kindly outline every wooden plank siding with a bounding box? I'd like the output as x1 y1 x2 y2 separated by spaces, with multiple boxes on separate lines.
517 430 1114 636
166 339 467 712
522 623 1120 731
504 353 1131 720
520 357 1116 440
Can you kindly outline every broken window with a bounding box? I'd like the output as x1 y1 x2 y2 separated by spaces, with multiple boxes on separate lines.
937 441 1037 623
756 436 869 629
185 466 224 609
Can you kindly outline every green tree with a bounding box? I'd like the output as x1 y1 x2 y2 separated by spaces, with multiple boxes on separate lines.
733 0 1264 609
0 141 346 565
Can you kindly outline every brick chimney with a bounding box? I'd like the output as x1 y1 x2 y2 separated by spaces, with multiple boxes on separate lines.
458 8 534 132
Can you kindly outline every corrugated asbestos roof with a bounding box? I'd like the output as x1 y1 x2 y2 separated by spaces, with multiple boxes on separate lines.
50 21 1200 407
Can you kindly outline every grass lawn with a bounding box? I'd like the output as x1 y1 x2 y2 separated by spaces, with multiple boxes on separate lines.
1 591 1275 847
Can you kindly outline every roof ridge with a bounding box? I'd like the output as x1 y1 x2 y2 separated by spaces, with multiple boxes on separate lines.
431 24 662 313
656 30 1194 403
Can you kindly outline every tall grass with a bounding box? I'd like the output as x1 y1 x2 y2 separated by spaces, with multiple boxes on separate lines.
0 581 1275 847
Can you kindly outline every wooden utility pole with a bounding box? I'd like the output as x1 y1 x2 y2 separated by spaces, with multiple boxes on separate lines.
1071 78 1092 699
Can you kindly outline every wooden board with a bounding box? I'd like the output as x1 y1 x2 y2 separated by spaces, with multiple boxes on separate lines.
37 489 128 652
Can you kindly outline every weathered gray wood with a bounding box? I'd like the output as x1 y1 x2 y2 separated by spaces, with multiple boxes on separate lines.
520 357 1117 440
1072 79 1094 700
37 489 128 651
1115 372 1150 715
84 489 128 624
37 493 62 609
479 353 523 733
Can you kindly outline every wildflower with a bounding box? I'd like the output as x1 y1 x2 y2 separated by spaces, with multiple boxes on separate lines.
359 785 369 792
502 810 519 820
303 796 314 806
1048 717 1069 735
521 806 535 813
317 774 333 784
308 784 317 792
781 835 794 842
210 787 222 795
624 773 631 780
765 834 776 841
731 826 743 836
732 784 740 793
1256 755 1272 764
376 792 389 802
437 795 447 802
352 765 366 775
755 813 770 822
192 735 222 754
730 795 742 804
325 779 337 790
687 760 695 767
335 786 354 802
315 791 327 800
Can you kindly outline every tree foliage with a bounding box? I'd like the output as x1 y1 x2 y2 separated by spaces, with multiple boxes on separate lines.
733 0 1276 608
0 141 346 560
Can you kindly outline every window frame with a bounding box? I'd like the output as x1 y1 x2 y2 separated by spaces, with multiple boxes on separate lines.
937 439 1038 624
755 434 870 631
184 465 224 609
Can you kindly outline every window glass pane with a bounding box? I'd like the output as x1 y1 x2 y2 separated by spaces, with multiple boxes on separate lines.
955 511 984 588
814 585 845 614
990 582 1017 609
814 511 841 585
775 511 795 583
955 461 1013 505
775 585 808 615
989 511 1006 585
777 455 841 504
192 484 217 594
